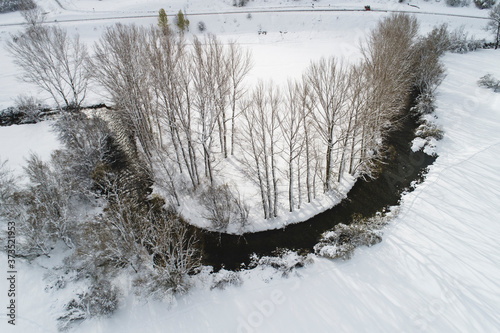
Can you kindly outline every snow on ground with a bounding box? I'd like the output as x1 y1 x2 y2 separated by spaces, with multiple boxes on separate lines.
1 45 499 333
0 120 60 177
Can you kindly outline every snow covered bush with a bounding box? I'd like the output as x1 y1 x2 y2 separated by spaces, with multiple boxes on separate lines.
410 91 443 156
478 74 500 92
52 112 126 194
446 0 471 7
233 0 249 7
198 21 206 32
0 95 48 126
211 269 242 290
415 120 444 141
448 27 485 53
76 192 200 294
58 280 121 331
249 250 313 277
411 92 436 115
314 224 382 260
14 95 45 123
0 0 35 13
200 184 249 232
314 213 393 260
0 159 14 196
2 154 79 257
474 0 496 9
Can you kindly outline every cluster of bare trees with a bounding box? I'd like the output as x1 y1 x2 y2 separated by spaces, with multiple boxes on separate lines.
88 26 252 206
7 12 446 226
85 16 421 222
239 14 442 218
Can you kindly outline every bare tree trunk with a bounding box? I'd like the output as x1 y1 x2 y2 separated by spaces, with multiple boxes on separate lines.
227 41 252 156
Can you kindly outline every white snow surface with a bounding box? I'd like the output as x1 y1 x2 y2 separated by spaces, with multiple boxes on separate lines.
0 120 60 177
1 0 500 332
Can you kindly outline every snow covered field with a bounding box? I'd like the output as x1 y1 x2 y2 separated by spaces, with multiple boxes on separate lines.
1 0 500 332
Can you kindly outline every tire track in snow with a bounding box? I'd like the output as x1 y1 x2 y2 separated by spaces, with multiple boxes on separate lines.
0 7 489 27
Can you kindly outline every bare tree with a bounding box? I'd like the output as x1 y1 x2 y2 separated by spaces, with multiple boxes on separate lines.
76 174 199 291
487 3 500 49
296 80 317 203
411 25 447 94
19 4 43 26
345 65 368 177
240 82 281 219
200 184 249 231
280 80 306 212
8 23 90 110
191 35 230 184
227 41 252 156
305 57 350 192
90 24 157 169
141 209 200 293
359 13 419 177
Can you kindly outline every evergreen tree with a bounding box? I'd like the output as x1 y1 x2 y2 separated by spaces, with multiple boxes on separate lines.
158 8 168 32
176 10 190 33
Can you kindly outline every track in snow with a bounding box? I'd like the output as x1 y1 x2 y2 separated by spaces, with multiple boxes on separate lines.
0 7 489 27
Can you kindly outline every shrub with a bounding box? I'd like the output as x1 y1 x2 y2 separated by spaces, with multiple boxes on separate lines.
58 280 121 330
14 95 45 123
0 96 47 126
416 121 444 141
211 269 242 290
233 0 249 7
314 224 383 260
200 184 249 232
249 250 313 277
314 212 394 260
446 0 470 6
448 26 485 53
0 0 36 13
474 0 496 9
198 21 206 32
411 91 436 116
478 73 500 92
0 159 17 225
4 154 78 257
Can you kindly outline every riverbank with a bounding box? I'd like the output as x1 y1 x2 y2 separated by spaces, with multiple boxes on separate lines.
199 87 437 270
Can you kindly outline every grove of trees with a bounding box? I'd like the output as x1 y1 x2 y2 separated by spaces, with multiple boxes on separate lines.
0 11 450 306
5 12 449 225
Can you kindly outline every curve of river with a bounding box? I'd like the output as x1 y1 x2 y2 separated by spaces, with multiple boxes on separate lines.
197 99 436 270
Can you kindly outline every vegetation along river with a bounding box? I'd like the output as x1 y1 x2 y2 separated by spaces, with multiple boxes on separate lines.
198 95 436 270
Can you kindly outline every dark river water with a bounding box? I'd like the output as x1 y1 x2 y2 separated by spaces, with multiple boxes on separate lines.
197 105 436 271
